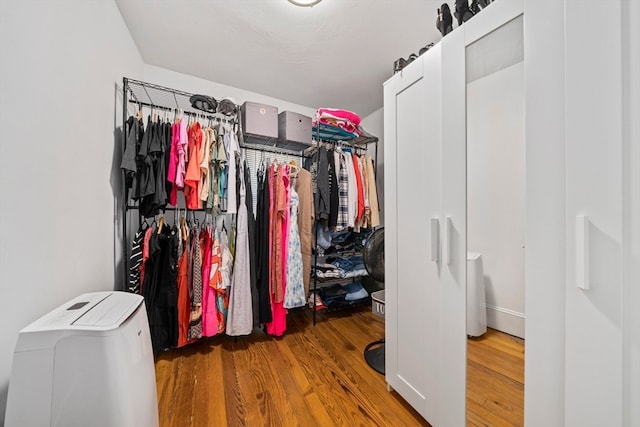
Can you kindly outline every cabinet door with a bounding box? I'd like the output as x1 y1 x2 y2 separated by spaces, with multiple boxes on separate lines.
564 1 625 424
384 44 465 425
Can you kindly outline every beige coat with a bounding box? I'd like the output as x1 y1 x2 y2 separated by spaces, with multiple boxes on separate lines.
295 168 314 296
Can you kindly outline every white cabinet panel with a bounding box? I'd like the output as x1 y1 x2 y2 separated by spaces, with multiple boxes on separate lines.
384 41 465 425
384 53 435 418
564 0 624 425
439 28 467 427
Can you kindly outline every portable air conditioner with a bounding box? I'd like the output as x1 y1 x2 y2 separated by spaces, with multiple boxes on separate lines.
4 291 159 427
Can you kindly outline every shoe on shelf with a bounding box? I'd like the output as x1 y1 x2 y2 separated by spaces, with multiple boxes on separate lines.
393 57 407 74
419 42 435 56
436 3 453 37
454 0 475 26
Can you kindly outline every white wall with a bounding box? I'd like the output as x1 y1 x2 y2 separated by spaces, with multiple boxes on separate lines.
467 61 525 338
0 0 144 423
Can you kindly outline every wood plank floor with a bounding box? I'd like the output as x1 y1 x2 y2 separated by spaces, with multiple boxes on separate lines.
467 329 525 426
155 307 523 426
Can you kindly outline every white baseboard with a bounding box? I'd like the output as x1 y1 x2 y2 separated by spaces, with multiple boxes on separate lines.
486 304 525 339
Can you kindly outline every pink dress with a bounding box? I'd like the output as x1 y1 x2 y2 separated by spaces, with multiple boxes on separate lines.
201 228 219 337
175 119 188 189
167 122 180 205
266 164 288 337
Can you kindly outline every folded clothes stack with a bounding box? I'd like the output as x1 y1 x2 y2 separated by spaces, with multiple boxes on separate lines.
313 107 362 134
326 256 367 279
313 263 341 279
313 282 369 310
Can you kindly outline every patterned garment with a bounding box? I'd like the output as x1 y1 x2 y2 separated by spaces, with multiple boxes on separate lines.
128 227 144 293
284 188 306 309
188 228 203 340
209 231 223 289
217 228 231 333
337 154 349 230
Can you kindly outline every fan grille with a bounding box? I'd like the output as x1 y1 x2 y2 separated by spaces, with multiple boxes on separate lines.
363 227 384 283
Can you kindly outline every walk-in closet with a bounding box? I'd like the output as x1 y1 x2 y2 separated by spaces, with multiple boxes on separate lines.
1 0 638 426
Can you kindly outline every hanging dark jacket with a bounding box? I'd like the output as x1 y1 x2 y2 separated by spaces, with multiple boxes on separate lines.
314 145 330 221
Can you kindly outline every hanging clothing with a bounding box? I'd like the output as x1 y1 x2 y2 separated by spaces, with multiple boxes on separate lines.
163 121 172 207
140 226 154 294
314 146 330 222
127 226 145 294
184 122 204 210
137 116 155 200
176 242 190 348
363 154 380 228
217 228 231 333
266 164 289 337
199 128 213 203
336 153 349 231
225 130 240 214
121 116 143 199
327 149 339 228
284 187 306 308
176 119 188 189
201 227 219 337
281 168 291 299
343 151 358 228
187 228 203 340
351 154 364 224
295 168 314 297
227 162 253 336
142 227 178 353
167 121 180 206
242 161 258 326
270 164 287 303
255 167 273 323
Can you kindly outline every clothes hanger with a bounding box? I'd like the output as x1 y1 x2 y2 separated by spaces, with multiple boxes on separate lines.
288 161 300 178
136 103 143 121
157 215 165 234
180 209 188 241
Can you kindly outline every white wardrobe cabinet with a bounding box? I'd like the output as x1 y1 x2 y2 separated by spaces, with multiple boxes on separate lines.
383 30 467 427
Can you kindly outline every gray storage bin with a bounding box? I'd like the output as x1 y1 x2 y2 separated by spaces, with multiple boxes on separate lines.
278 111 312 151
241 101 278 144
372 290 385 319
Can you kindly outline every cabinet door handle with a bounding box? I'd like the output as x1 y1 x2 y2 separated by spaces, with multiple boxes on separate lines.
431 218 440 263
445 216 453 266
576 214 590 290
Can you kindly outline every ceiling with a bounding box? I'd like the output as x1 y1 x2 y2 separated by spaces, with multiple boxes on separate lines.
115 0 446 118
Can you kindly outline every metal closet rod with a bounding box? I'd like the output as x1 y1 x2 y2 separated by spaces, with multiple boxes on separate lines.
124 77 240 110
125 77 202 100
126 205 230 214
242 144 313 159
128 100 236 123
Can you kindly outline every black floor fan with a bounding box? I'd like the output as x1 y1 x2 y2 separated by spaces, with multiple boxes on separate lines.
363 227 385 375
